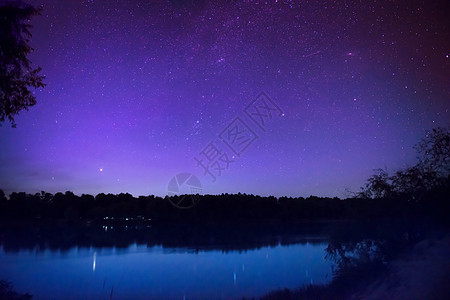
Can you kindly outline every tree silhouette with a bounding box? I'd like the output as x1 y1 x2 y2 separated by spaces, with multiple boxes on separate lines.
359 168 392 199
0 0 45 127
415 127 450 179
359 127 450 201
0 189 6 203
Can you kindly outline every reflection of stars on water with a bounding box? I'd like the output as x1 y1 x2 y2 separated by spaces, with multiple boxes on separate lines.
93 252 96 272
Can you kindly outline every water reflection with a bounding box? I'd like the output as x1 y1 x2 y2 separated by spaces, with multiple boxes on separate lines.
0 219 434 299
259 219 442 300
0 221 331 253
0 222 337 299
92 251 96 272
0 241 332 299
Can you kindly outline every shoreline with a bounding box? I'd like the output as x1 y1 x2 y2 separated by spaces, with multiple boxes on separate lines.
350 234 450 300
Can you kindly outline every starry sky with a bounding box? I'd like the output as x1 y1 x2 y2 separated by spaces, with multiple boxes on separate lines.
0 0 449 198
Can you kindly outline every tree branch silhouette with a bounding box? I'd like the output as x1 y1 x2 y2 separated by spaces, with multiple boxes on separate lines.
0 0 45 127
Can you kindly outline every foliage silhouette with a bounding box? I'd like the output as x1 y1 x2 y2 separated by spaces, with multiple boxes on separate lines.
0 0 45 127
359 127 449 203
416 127 450 178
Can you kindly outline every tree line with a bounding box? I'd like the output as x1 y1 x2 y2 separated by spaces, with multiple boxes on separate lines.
0 189 446 224
0 128 448 223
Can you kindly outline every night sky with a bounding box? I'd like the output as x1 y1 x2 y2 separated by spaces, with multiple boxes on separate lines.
0 0 449 198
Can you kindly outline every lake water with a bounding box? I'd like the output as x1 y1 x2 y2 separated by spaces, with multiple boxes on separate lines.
0 229 333 299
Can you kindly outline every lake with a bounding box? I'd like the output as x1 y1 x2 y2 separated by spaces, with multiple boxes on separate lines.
0 224 333 299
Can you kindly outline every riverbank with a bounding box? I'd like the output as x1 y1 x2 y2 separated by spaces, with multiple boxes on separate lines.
259 225 449 300
350 234 450 300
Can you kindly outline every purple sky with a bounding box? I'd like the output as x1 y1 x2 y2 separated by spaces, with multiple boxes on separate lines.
0 0 449 198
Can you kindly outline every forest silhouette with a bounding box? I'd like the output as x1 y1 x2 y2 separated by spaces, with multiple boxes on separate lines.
0 128 448 224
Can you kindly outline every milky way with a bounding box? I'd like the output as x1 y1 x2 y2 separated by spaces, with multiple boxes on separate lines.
0 0 449 197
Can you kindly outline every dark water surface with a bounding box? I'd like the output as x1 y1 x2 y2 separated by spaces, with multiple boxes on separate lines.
0 223 334 299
